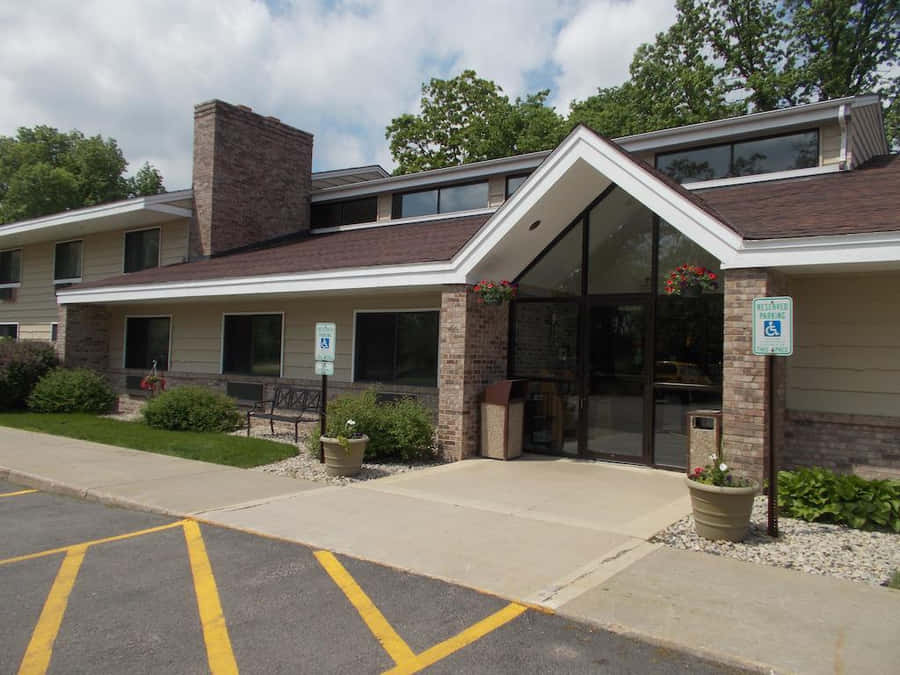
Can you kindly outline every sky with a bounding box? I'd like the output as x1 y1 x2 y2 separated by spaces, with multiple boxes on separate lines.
0 0 678 189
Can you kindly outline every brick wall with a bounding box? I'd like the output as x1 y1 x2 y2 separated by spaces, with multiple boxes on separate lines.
438 286 510 460
721 269 787 482
191 100 313 259
57 304 111 372
784 410 900 480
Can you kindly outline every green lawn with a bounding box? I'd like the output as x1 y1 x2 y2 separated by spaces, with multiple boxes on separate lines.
0 413 296 468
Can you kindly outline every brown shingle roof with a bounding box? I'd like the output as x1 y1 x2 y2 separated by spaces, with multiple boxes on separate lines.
72 213 489 290
695 155 900 239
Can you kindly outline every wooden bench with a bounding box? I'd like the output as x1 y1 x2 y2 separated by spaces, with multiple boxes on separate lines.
247 386 322 442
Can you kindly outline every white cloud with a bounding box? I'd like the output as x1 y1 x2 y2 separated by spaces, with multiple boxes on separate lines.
0 0 676 189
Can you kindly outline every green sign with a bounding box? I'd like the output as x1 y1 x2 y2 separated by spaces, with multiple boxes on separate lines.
315 322 336 362
752 297 793 356
314 360 334 376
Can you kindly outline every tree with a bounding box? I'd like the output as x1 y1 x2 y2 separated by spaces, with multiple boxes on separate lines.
0 126 165 224
386 70 565 174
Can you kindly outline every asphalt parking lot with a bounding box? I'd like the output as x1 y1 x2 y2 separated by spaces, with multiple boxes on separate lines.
0 478 748 674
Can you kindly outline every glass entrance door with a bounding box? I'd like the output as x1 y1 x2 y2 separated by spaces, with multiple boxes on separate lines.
584 300 650 462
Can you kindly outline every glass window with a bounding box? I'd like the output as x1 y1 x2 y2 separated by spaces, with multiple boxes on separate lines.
523 380 580 455
124 229 160 273
517 222 582 297
354 311 439 386
311 197 378 228
125 317 171 370
0 324 17 340
509 301 579 380
51 323 58 342
0 249 22 286
654 389 722 468
54 241 82 282
732 130 818 176
506 174 529 198
439 182 488 213
588 190 653 294
655 145 731 183
222 314 283 376
394 190 438 218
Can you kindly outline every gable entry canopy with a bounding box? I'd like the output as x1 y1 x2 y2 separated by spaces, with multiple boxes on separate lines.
58 126 900 306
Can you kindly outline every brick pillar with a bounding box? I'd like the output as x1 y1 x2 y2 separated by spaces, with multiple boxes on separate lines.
438 285 509 460
57 304 111 371
721 269 787 482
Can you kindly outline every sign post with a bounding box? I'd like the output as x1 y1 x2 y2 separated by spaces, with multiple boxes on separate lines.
752 296 793 537
315 323 336 464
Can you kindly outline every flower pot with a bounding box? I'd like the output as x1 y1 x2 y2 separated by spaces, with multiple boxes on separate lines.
320 435 368 477
681 285 702 298
685 476 759 542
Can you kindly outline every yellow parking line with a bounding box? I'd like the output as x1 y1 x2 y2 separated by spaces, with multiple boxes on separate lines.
183 520 238 675
0 520 186 567
314 550 416 665
0 489 38 498
384 602 528 675
17 545 87 675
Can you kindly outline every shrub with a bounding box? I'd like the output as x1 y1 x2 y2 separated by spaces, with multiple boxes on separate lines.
28 368 116 414
779 467 900 532
314 390 435 462
0 341 58 410
143 386 242 433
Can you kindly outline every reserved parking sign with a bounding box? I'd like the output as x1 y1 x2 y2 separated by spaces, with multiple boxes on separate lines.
752 297 793 356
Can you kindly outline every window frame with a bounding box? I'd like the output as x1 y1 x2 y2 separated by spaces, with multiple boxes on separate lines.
0 323 19 341
0 248 23 289
219 312 285 378
122 314 173 371
352 308 441 386
122 226 162 274
52 239 84 285
391 179 490 219
654 128 820 183
311 196 379 229
505 173 531 199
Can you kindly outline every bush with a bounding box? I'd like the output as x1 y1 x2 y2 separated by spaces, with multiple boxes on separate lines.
779 467 900 532
0 341 58 410
310 390 435 462
28 368 116 414
143 386 242 433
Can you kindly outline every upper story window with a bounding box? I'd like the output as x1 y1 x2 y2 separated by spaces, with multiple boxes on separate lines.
54 240 83 284
656 129 819 184
0 249 22 288
392 181 488 219
506 174 530 198
311 196 378 228
124 228 160 273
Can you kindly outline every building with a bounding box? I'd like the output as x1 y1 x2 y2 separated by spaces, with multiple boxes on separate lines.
1 96 897 480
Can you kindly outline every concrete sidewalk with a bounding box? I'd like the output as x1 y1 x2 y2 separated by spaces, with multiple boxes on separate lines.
2 425 898 673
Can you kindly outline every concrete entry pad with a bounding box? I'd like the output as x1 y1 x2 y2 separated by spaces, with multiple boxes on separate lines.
200 456 692 606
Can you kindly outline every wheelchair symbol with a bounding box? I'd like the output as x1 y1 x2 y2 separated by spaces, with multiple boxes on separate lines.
319 337 330 350
764 320 781 337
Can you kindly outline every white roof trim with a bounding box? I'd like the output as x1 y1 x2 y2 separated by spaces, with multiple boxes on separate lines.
310 208 495 234
682 164 842 190
0 189 193 239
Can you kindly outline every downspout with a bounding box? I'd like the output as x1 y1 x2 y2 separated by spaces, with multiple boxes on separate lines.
838 103 849 169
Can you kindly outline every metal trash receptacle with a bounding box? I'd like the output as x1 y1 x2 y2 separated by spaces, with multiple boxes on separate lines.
686 409 722 472
481 379 527 460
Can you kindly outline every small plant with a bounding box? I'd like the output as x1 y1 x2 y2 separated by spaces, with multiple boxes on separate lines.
471 279 517 305
27 368 116 414
139 360 166 397
665 264 718 296
779 467 900 531
335 418 364 451
689 453 754 487
0 340 58 410
143 386 242 433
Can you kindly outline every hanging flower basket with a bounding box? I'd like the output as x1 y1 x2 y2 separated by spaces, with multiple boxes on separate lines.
665 264 718 296
139 360 166 397
471 280 517 305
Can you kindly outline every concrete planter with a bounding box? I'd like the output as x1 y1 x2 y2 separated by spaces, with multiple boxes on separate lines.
685 476 759 542
320 435 368 477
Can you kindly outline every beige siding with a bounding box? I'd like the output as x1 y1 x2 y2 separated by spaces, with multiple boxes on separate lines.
819 121 842 166
488 175 505 207
787 272 900 417
0 219 189 336
848 102 889 168
109 291 443 382
376 193 392 222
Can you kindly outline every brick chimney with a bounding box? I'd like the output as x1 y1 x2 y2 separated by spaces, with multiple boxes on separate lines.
190 100 313 259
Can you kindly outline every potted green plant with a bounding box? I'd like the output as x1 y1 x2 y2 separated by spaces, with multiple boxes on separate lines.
320 419 369 477
686 453 759 541
665 264 718 297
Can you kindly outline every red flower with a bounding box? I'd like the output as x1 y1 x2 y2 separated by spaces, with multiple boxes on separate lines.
473 284 481 292
708 273 717 280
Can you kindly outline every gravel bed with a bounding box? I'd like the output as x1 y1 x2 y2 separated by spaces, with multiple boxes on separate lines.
652 496 900 588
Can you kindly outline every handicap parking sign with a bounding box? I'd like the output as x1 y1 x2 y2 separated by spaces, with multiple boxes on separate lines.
315 323 336 362
752 298 792 356
764 320 781 337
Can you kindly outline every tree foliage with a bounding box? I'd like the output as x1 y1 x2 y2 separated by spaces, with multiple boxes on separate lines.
0 126 165 224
